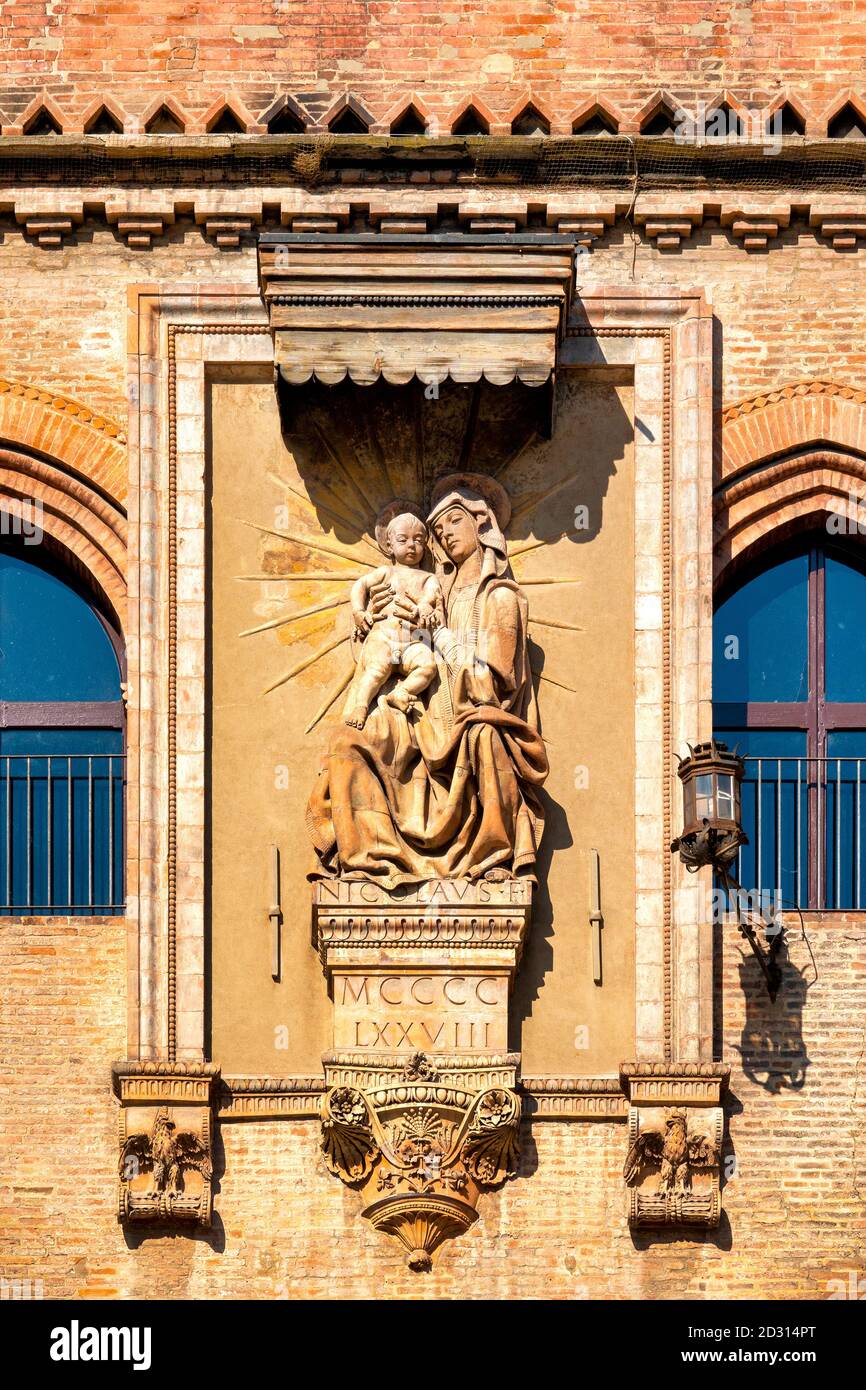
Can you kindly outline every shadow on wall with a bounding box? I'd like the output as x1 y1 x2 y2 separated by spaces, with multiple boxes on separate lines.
274 373 632 547
717 927 815 1093
630 1209 735 1253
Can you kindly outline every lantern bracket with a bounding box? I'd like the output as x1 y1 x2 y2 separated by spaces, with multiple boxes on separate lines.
719 869 785 1002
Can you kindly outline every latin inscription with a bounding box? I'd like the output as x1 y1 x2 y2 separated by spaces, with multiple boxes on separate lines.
316 877 531 907
332 972 509 1052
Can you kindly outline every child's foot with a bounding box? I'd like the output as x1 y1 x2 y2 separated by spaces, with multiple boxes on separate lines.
344 705 368 728
385 685 419 716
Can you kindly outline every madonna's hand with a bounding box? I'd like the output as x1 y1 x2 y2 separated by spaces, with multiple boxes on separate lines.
366 574 393 620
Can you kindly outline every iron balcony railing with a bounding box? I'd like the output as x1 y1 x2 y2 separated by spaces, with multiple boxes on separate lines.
735 755 866 911
0 753 125 915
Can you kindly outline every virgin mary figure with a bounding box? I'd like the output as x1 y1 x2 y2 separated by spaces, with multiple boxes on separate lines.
306 473 548 887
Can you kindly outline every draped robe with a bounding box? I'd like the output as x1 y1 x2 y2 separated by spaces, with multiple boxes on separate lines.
306 557 548 887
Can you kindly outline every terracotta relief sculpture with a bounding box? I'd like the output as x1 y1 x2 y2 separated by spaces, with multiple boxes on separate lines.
119 1108 213 1213
620 1064 729 1229
306 473 547 1266
307 473 549 886
321 1063 521 1270
113 1064 219 1229
344 502 444 728
623 1109 718 1195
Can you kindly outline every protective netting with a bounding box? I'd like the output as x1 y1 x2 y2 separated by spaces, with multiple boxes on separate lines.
1 135 865 191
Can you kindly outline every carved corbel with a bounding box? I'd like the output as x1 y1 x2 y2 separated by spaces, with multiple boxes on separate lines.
199 214 257 249
636 208 703 250
105 203 174 248
321 1055 521 1270
809 210 866 251
112 1062 220 1228
21 216 77 249
619 1062 729 1229
722 208 790 251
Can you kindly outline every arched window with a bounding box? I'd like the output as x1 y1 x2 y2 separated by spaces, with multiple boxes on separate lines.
713 536 866 908
0 544 124 915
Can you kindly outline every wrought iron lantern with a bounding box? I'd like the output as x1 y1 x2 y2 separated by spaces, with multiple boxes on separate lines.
671 739 783 1001
671 739 746 872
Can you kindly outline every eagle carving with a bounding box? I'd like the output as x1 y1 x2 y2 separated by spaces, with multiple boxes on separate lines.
119 1107 212 1196
623 1109 717 1193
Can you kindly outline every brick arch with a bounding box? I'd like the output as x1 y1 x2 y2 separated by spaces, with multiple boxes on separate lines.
714 447 866 591
716 380 866 591
0 379 127 503
721 380 866 485
0 381 127 626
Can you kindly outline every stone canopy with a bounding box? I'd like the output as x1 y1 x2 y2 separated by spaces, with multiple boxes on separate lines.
258 231 576 387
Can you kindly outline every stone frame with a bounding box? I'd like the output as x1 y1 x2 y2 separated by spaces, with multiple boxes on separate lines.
562 288 714 1064
124 278 713 1075
126 284 272 1062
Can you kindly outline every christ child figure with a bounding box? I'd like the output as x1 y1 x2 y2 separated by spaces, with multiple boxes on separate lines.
344 503 444 729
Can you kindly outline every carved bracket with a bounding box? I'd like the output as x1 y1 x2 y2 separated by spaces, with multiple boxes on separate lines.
321 1052 521 1269
112 1062 220 1228
619 1062 729 1230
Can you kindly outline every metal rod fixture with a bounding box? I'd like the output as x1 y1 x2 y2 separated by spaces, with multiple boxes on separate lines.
720 867 784 1003
269 843 282 981
588 847 603 985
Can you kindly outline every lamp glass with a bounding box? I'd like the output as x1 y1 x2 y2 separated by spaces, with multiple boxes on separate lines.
716 773 735 819
694 773 714 821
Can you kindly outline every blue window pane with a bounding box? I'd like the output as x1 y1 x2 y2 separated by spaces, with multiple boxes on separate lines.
0 736 124 915
714 728 808 907
825 731 866 909
713 554 809 703
825 553 866 702
0 552 121 701
0 728 122 756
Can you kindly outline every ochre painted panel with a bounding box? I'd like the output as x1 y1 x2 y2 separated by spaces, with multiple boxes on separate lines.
208 373 634 1073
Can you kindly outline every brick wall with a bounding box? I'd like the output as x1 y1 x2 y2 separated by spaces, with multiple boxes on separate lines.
2 2 865 1295
1 1 865 131
1 910 862 1299
0 228 253 426
2 226 866 427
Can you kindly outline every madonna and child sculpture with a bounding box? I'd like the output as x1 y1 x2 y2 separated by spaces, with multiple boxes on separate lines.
306 473 549 1270
307 473 549 887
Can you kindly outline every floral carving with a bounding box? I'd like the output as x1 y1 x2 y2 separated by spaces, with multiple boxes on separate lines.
379 1109 467 1195
320 1081 522 1269
402 1051 441 1082
462 1088 521 1185
321 1086 377 1184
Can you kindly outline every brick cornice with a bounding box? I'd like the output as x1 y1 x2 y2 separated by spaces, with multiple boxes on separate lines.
2 182 866 254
